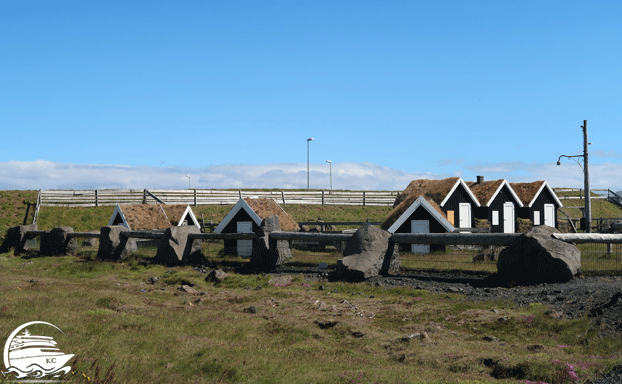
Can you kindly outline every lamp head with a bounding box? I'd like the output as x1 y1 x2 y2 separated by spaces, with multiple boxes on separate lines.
326 160 331 163
307 138 314 142
556 161 561 166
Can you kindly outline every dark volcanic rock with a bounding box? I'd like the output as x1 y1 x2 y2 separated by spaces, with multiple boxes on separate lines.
0 224 38 254
250 215 292 271
497 226 581 285
155 225 202 266
333 225 400 281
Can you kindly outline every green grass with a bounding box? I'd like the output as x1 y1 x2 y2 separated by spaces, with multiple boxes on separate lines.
1 250 621 383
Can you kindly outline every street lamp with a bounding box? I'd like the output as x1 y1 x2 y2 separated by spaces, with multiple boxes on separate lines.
307 138 313 189
326 160 332 190
186 175 191 189
556 120 591 233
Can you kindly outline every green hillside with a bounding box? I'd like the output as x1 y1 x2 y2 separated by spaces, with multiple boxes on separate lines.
0 190 38 242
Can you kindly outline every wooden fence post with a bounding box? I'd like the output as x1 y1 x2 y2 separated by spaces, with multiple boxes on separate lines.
322 190 325 206
281 191 286 205
194 189 197 206
363 191 366 207
95 189 98 207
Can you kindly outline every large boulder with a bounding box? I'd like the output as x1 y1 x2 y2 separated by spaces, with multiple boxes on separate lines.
497 225 581 285
250 215 292 271
40 226 77 256
334 225 400 281
0 224 38 254
97 226 138 261
155 226 202 266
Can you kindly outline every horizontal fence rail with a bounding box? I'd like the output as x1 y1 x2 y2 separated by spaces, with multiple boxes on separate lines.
39 189 399 207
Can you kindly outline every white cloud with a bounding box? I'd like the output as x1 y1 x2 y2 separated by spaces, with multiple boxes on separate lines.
2 160 621 192
0 161 437 191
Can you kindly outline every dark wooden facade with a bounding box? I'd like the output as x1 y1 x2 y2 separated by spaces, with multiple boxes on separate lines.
391 205 450 252
440 183 478 229
221 209 260 255
518 186 560 228
474 184 522 233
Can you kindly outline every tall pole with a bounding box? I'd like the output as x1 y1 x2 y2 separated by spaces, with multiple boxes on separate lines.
307 138 313 189
326 160 332 190
583 120 591 233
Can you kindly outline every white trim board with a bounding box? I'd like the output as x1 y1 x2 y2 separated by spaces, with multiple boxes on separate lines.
108 204 130 230
387 196 456 234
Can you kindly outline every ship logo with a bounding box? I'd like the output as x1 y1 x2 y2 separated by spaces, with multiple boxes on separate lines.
3 321 73 379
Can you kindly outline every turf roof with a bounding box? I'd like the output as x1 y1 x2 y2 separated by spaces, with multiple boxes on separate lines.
113 204 197 230
243 198 300 231
465 179 506 206
393 177 461 208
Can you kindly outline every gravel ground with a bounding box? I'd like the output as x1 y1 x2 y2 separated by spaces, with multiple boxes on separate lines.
271 266 622 384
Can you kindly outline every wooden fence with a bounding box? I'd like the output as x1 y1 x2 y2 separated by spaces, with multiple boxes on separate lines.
39 189 399 207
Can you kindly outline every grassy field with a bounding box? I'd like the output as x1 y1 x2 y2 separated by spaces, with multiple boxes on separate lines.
1 249 621 384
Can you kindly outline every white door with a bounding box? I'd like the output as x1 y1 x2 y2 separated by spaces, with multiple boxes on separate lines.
411 220 430 254
503 203 515 233
459 203 471 231
544 204 555 227
237 221 253 257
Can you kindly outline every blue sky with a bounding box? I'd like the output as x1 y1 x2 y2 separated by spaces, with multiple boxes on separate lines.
2 1 622 191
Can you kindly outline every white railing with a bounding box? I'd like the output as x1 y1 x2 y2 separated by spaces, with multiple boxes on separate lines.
39 189 399 207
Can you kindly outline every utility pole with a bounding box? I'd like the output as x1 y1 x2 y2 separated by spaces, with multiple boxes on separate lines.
583 120 592 233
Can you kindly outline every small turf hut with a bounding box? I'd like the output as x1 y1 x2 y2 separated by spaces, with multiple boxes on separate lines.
393 177 480 232
382 195 455 254
466 177 523 233
108 204 200 231
510 181 563 228
214 198 300 256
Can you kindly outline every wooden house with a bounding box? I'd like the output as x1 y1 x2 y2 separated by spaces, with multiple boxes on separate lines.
382 195 456 253
393 177 480 232
466 177 523 233
108 204 199 231
214 198 300 256
510 181 563 228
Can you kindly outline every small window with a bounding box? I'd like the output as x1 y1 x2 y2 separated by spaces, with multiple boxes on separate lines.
534 211 540 226
492 211 499 226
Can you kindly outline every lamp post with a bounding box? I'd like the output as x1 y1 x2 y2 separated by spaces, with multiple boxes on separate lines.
556 120 591 233
307 138 313 189
186 175 191 189
326 160 332 190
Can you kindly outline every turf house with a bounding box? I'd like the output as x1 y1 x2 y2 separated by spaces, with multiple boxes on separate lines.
214 198 300 256
510 180 563 228
466 177 523 233
382 195 456 254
